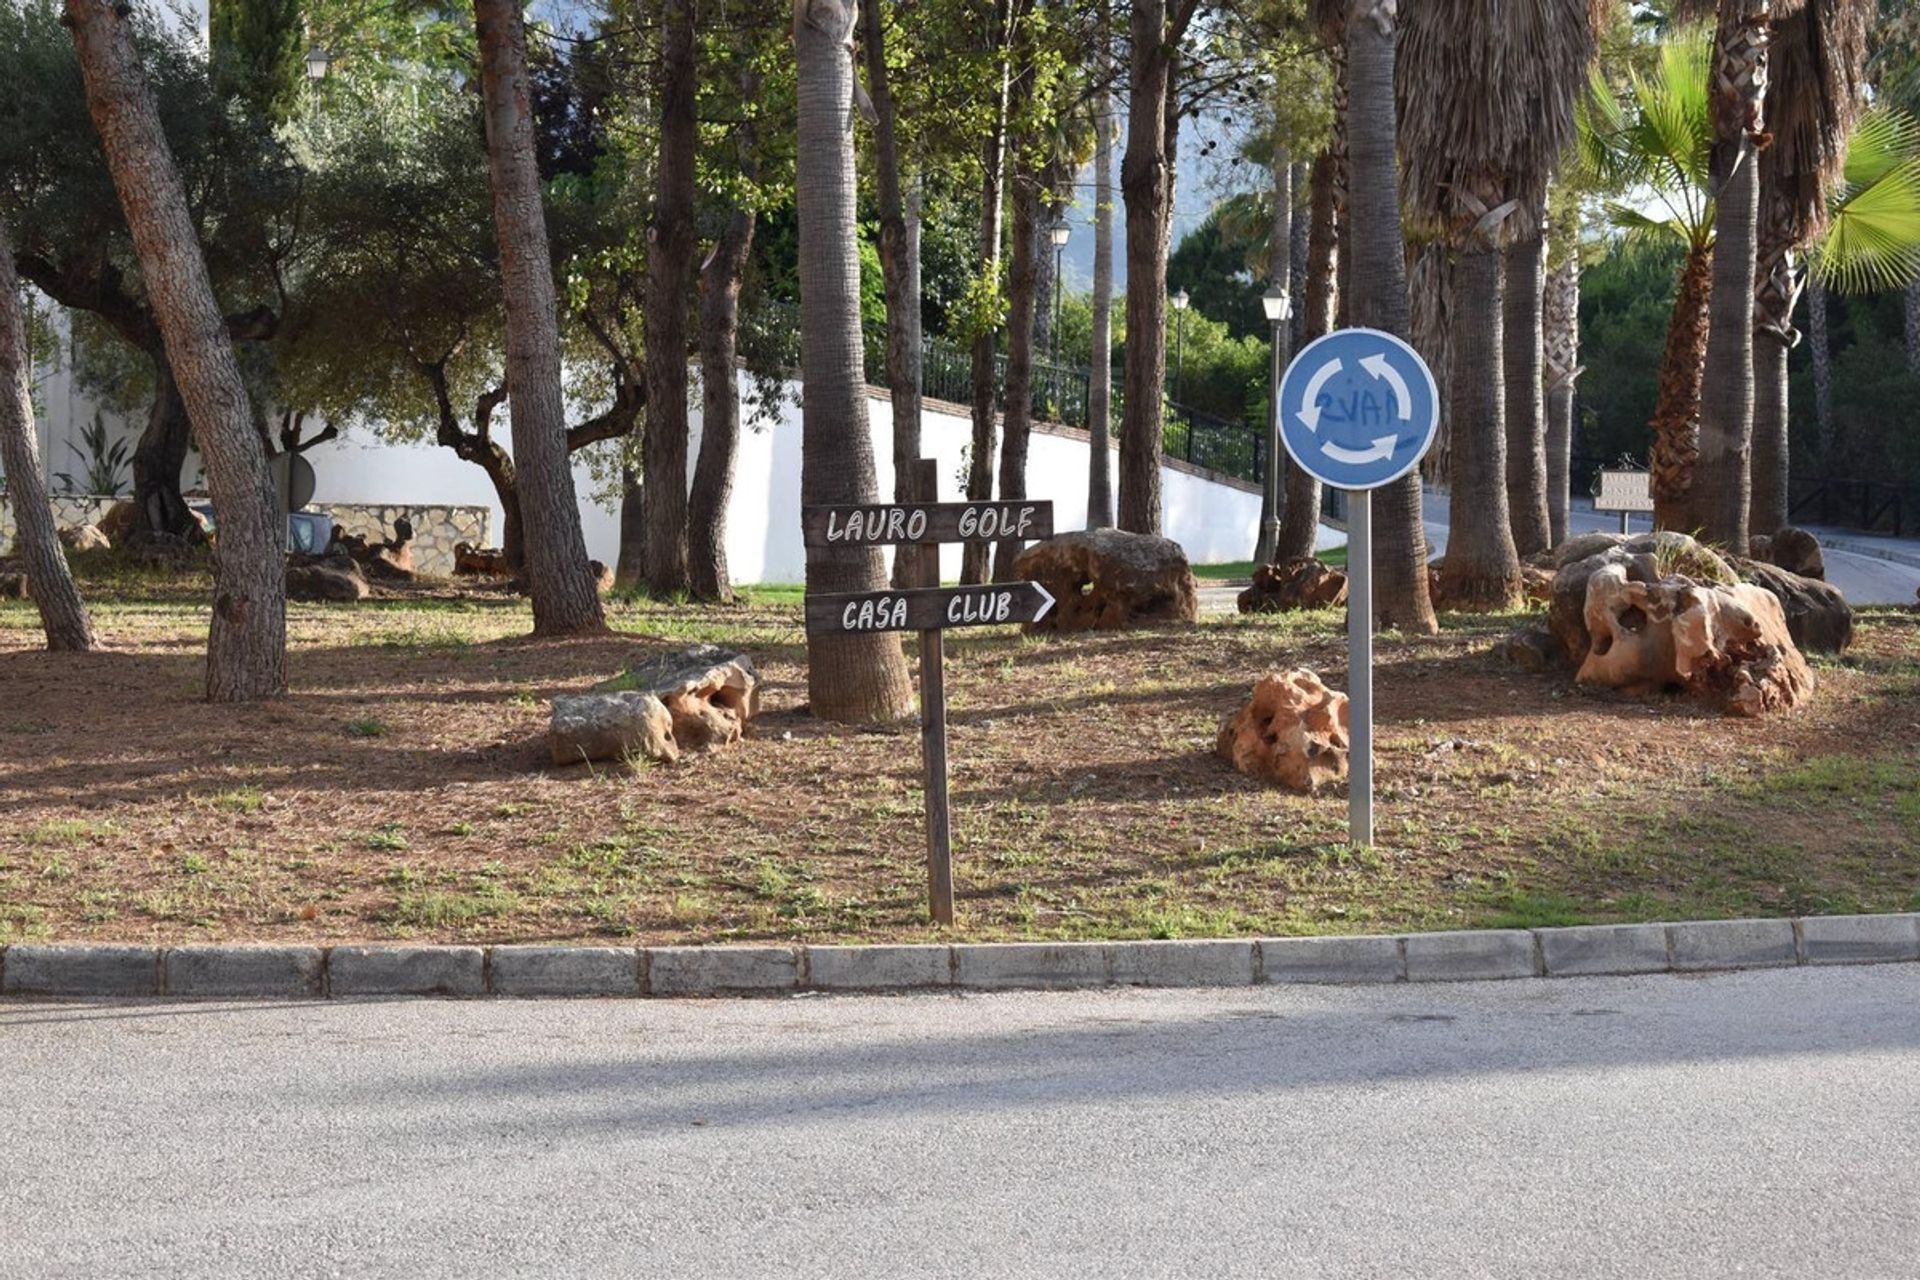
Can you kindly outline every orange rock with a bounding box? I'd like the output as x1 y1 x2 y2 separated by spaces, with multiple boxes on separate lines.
1238 557 1347 613
1215 669 1351 792
1013 528 1197 632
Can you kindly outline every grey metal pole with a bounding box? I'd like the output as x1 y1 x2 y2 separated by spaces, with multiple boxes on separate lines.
1256 318 1283 564
1348 489 1373 847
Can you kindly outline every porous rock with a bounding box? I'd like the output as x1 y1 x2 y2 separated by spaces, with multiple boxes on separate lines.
550 692 678 766
596 644 759 754
1013 528 1197 632
1492 628 1557 673
1546 531 1735 667
1215 669 1350 792
1237 556 1347 613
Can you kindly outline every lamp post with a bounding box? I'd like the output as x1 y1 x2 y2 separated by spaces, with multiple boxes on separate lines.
1048 221 1069 365
1171 288 1189 406
304 45 331 81
1256 284 1293 564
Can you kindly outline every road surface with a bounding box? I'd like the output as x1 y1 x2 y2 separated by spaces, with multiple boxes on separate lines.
5 965 1918 1277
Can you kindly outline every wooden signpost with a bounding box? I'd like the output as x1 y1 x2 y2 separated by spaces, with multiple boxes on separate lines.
803 464 1054 925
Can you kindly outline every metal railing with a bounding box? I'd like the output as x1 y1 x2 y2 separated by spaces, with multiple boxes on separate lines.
1790 477 1916 538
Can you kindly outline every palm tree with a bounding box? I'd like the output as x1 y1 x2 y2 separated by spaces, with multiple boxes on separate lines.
793 0 915 724
0 214 94 651
65 0 286 699
1397 0 1597 609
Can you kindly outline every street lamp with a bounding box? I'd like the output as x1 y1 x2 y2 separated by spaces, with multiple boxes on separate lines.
1257 284 1294 564
1171 288 1190 406
1048 221 1070 366
304 45 331 81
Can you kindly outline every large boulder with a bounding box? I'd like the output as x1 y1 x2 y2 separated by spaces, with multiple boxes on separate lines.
1013 528 1197 632
453 542 512 577
1237 556 1346 614
1576 563 1813 716
1216 669 1350 792
1547 531 1736 667
287 557 370 603
550 692 678 766
59 523 111 553
97 500 138 546
596 644 759 754
1734 559 1852 654
1763 526 1825 580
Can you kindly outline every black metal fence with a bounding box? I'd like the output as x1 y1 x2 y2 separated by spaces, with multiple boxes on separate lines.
1790 477 1917 538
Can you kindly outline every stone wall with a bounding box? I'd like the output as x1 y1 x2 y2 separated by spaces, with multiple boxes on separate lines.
2 494 489 578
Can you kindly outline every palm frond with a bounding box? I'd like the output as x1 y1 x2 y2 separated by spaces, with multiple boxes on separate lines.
1809 106 1920 293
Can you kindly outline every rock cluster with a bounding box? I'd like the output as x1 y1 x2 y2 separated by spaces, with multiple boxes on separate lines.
1215 669 1350 792
1013 528 1197 633
1237 557 1347 613
551 644 759 766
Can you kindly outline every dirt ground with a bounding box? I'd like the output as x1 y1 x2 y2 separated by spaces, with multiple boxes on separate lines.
2 574 1917 946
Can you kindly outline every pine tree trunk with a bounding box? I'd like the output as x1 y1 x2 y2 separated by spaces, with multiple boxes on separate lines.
962 0 1015 586
860 0 924 584
130 358 194 539
793 0 914 724
689 204 755 604
1650 243 1712 530
1255 146 1291 565
1119 0 1175 536
1436 246 1522 609
637 0 698 597
1503 226 1551 558
1276 149 1336 563
1087 82 1116 530
1343 2 1437 634
0 215 94 651
1696 0 1771 554
1542 248 1581 547
65 0 285 699
993 164 1041 581
474 0 604 635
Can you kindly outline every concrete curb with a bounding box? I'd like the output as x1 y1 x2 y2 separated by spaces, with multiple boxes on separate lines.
2 914 1916 1001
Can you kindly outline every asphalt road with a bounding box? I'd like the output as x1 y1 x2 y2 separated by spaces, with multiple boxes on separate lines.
5 966 1918 1278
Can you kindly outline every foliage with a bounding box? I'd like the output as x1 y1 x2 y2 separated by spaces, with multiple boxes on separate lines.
1168 209 1266 340
56 414 130 498
1809 106 1920 294
209 0 304 126
1573 240 1681 468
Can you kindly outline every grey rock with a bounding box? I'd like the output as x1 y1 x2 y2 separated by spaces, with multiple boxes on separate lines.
550 691 676 766
600 644 759 755
1405 930 1538 982
165 946 324 998
1735 559 1853 654
1258 934 1404 985
489 946 640 997
329 946 486 997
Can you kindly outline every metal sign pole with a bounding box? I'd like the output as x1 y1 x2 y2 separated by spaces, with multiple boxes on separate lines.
1348 488 1373 847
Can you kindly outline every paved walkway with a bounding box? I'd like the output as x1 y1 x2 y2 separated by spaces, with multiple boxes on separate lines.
4 965 1916 1277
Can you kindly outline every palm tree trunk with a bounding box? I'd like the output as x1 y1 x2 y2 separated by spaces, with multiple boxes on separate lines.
1344 2 1436 633
1255 144 1292 565
66 0 285 698
993 163 1041 582
1087 82 1116 530
793 0 914 725
1503 226 1551 558
1276 148 1336 563
474 0 605 635
1543 247 1581 547
1750 174 1800 538
1435 245 1522 609
1808 278 1836 464
0 215 94 651
1650 242 1712 530
1696 0 1772 554
1408 240 1451 489
1906 278 1920 375
1119 0 1179 536
962 0 1015 585
689 203 756 604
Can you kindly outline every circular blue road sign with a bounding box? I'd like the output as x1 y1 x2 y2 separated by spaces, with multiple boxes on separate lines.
1277 327 1440 491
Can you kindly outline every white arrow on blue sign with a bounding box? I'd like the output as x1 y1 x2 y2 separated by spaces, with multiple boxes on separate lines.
1278 327 1440 491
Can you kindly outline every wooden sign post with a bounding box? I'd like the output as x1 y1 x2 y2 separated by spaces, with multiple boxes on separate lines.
803 470 1054 926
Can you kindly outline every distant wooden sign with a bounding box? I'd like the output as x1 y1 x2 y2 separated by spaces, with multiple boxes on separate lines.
803 500 1053 549
1595 468 1654 513
805 582 1056 636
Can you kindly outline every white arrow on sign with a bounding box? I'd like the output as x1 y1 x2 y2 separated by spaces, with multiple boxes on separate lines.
1359 353 1413 421
1320 436 1399 465
1295 356 1342 431
1031 580 1056 622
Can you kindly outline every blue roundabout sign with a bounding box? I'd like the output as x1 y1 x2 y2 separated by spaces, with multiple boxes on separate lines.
1278 327 1440 491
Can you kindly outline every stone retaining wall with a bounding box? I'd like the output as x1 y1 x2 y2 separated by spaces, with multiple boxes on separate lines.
1 494 489 578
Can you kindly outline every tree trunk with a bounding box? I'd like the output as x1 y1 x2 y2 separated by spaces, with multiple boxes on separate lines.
1906 278 1920 375
793 0 914 724
1408 240 1451 489
1696 0 1771 554
1435 246 1522 610
615 467 643 589
66 0 285 699
130 358 194 539
1808 278 1836 467
0 215 94 651
474 0 605 635
1650 242 1712 530
1330 44 1352 332
1255 145 1292 565
1543 248 1581 547
1276 149 1336 562
993 163 1041 581
1503 226 1551 558
689 206 757 604
1119 0 1176 536
1289 160 1311 355
1750 172 1800 538
636 0 698 598
861 0 924 585
1087 81 1116 530
1032 196 1057 364
1343 2 1436 634
962 0 1015 586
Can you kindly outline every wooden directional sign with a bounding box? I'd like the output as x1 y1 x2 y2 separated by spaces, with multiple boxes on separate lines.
805 581 1056 636
803 500 1053 549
